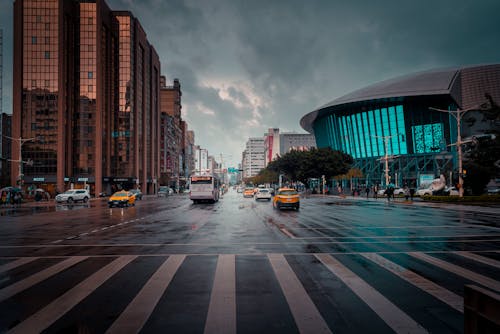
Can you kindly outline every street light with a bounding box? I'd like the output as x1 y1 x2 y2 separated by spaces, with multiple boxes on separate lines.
429 104 484 197
372 134 397 187
3 135 36 186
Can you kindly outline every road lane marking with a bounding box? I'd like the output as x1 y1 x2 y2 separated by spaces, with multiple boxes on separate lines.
408 252 500 292
361 253 463 312
452 251 500 269
106 254 186 334
8 255 136 334
204 254 236 334
0 256 88 303
315 253 427 334
268 253 332 334
279 228 296 239
0 257 38 274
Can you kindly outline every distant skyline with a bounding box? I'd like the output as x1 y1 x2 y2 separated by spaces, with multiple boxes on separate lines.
2 0 500 168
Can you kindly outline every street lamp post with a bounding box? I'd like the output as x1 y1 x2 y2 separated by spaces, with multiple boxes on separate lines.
429 105 483 198
372 134 395 186
4 135 36 186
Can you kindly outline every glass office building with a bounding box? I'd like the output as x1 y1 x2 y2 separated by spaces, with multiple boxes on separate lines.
13 0 161 195
301 64 500 187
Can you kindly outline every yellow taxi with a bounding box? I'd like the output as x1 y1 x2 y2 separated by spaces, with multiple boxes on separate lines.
243 187 255 198
108 190 136 208
273 188 300 210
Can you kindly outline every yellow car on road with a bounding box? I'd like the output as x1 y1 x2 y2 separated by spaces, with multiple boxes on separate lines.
243 187 255 198
273 188 300 210
108 190 136 208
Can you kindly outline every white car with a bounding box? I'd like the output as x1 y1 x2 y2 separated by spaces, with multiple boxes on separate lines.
444 186 459 196
255 188 272 201
55 189 90 203
416 187 433 196
377 187 405 196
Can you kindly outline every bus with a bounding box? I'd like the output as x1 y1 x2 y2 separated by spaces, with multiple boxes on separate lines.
189 175 220 203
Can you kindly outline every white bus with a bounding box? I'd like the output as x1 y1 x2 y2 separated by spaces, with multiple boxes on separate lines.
189 175 220 203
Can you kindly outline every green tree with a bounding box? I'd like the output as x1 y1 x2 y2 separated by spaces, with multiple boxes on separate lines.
265 148 353 186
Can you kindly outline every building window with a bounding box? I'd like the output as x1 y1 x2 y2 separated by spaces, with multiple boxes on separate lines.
45 23 50 31
45 51 50 59
412 123 444 153
88 72 93 79
88 85 93 92
32 36 37 44
31 123 37 130
31 80 37 88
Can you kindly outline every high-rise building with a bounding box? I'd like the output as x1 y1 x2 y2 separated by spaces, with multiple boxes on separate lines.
242 137 265 178
263 128 316 167
159 77 182 189
13 0 161 195
280 132 316 153
0 29 3 175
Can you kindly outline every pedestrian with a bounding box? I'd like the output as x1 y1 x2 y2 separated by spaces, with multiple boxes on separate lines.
409 187 415 201
365 186 370 198
14 192 21 206
373 185 378 199
403 186 410 201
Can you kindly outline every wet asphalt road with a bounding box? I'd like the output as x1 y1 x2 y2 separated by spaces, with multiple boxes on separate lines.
0 190 499 333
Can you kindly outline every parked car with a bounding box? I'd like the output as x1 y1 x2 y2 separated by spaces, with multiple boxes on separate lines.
377 187 405 196
130 189 142 200
273 188 300 210
158 186 173 197
108 190 136 208
55 189 90 204
443 186 459 196
255 188 272 201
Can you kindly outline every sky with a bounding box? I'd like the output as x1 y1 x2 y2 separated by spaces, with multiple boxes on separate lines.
1 0 500 168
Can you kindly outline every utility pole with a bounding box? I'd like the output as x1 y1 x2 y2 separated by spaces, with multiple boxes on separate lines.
429 105 484 198
4 135 36 186
372 134 395 187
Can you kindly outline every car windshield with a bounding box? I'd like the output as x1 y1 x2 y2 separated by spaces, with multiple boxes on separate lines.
258 190 269 193
62 190 75 194
279 190 298 195
114 193 127 197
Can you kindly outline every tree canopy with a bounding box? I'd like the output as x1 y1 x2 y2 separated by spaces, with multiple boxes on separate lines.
252 147 353 186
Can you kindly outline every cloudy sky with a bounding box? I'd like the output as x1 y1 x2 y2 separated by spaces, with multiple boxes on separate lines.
1 0 500 168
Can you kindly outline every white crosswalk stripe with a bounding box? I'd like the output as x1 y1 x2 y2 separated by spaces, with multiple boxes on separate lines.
269 253 332 334
452 251 500 269
0 256 88 303
106 255 185 334
0 251 498 333
408 252 500 292
315 253 428 334
361 253 463 312
204 254 236 334
8 255 136 334
0 257 38 274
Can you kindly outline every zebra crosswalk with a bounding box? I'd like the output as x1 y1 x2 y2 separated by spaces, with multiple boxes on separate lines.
0 251 498 333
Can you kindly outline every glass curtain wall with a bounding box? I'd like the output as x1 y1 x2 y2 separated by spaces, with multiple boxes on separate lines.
74 2 96 175
114 14 134 177
22 0 59 176
314 104 408 158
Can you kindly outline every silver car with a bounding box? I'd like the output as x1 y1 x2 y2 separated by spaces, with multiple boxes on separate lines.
55 189 90 203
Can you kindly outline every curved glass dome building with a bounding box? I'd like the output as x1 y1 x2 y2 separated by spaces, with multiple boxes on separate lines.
300 64 500 187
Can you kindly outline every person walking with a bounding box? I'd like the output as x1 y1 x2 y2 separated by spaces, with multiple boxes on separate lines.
365 186 370 198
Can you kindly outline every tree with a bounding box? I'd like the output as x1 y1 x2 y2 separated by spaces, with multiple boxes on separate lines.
463 133 500 194
264 147 353 186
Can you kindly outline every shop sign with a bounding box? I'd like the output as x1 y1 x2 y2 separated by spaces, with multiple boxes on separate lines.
78 177 89 182
33 177 45 182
